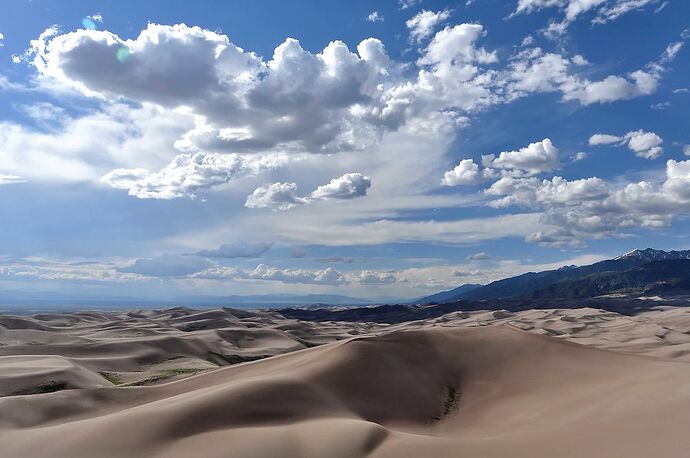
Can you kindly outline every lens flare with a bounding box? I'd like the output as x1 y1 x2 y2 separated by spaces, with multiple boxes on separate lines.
82 18 97 30
116 47 130 63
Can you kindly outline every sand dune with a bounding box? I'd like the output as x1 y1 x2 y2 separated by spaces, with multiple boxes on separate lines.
0 355 110 396
1 306 690 456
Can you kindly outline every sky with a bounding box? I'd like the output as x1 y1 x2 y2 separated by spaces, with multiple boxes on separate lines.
0 0 688 303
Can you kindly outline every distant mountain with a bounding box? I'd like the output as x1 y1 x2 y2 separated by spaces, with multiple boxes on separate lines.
531 259 690 298
417 248 690 303
415 284 482 304
279 292 690 324
616 248 690 263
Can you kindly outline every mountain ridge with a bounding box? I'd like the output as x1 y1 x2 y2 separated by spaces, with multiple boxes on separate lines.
418 248 690 303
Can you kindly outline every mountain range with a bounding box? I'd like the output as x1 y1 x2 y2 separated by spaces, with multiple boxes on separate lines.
418 248 690 303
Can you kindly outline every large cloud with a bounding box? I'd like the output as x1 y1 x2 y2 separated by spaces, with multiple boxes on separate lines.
485 176 542 207
480 159 690 246
0 103 194 183
192 264 401 286
504 46 668 105
246 173 372 210
661 159 690 202
28 24 395 156
419 24 498 67
562 71 659 105
535 176 609 204
247 264 347 285
371 23 501 125
194 264 347 285
101 152 291 199
34 24 259 106
484 174 607 213
0 258 143 283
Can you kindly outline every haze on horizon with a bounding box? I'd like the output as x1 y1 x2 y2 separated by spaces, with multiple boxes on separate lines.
0 0 689 304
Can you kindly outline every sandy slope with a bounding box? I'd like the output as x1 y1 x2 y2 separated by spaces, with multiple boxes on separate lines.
1 326 690 457
0 307 328 394
1 306 690 457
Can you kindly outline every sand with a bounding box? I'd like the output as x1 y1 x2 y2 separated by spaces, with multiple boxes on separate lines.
1 305 690 457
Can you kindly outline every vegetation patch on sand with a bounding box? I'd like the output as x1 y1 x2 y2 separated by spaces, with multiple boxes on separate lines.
433 386 461 421
206 351 272 366
122 368 207 387
293 337 320 348
9 380 69 396
98 371 124 385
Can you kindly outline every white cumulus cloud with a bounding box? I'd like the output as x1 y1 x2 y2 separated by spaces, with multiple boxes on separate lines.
102 152 291 199
245 182 309 211
311 173 371 200
406 9 452 43
589 130 663 159
441 159 492 186
367 11 384 22
25 23 397 157
483 138 560 175
355 270 398 284
247 173 372 211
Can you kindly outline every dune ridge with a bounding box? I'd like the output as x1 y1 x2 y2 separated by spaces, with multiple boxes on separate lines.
1 306 690 456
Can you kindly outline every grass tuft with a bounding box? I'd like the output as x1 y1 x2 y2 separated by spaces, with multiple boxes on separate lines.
99 371 123 385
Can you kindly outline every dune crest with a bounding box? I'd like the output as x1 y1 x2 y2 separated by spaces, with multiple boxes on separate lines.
2 322 690 457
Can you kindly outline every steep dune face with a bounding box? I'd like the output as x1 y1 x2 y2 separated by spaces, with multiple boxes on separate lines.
1 326 690 457
0 356 110 396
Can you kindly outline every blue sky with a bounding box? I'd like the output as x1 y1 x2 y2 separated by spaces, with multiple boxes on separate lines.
0 0 688 302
